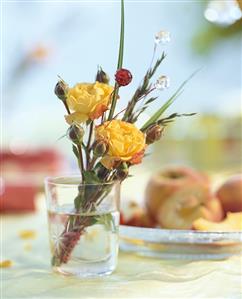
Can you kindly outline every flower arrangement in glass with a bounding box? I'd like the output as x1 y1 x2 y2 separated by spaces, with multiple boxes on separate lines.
45 0 195 277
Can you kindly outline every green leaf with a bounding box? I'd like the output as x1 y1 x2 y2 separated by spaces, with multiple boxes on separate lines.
157 112 197 126
96 213 115 232
141 91 183 131
81 142 87 150
51 255 60 267
69 215 75 228
74 194 83 211
108 0 125 120
127 174 134 178
56 133 67 141
88 216 99 226
83 170 101 183
72 144 82 171
141 69 201 131
72 144 79 159
145 96 158 105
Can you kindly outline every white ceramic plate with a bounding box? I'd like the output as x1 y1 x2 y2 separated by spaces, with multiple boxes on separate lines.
120 225 242 260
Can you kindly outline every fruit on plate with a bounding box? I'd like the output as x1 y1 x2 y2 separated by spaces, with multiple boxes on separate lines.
120 201 155 228
193 212 242 231
216 174 242 213
205 197 224 222
145 166 210 221
156 185 224 229
124 213 155 228
145 166 220 229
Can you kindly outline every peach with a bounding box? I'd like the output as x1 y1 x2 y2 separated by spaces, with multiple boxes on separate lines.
205 197 224 222
145 166 211 227
124 213 155 228
216 174 242 213
156 186 223 229
193 212 242 232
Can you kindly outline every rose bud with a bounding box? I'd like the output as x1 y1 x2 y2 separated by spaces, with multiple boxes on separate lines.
96 67 110 84
54 80 69 101
115 162 129 181
92 139 109 157
67 125 84 144
115 68 132 86
146 124 163 145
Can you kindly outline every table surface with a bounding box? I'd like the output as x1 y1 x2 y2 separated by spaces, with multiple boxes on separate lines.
2 197 242 299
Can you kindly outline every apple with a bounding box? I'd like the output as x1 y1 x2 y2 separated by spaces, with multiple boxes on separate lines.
216 174 242 213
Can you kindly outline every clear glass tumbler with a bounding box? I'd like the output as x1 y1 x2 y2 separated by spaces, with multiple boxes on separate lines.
44 175 120 277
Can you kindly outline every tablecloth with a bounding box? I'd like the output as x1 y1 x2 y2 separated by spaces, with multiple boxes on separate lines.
2 196 242 299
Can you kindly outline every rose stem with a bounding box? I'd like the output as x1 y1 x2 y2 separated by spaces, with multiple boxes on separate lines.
113 107 127 119
61 100 85 179
87 122 94 149
87 157 98 171
86 121 94 168
63 101 71 114
76 145 85 179
56 170 113 265
108 84 120 120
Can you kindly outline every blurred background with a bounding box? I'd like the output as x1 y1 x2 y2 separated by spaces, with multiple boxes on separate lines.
1 0 242 211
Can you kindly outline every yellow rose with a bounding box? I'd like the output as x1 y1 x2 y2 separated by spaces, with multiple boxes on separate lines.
65 82 113 124
95 120 146 169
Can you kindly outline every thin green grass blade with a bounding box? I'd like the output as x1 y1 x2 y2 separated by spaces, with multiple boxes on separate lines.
108 0 125 120
117 0 125 69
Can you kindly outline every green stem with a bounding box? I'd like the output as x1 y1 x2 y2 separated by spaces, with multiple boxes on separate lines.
63 101 71 114
86 121 94 168
87 121 94 150
77 144 85 180
88 156 98 171
62 99 85 179
108 0 125 120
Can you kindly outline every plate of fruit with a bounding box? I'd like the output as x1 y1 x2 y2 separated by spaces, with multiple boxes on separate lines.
120 167 242 260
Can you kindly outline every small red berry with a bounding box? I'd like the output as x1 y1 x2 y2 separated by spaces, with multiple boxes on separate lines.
115 68 132 86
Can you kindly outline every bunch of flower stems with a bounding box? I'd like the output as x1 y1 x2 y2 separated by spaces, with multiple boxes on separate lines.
52 0 195 266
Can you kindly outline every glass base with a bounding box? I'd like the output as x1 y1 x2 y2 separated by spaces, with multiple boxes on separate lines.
52 256 117 278
45 176 120 279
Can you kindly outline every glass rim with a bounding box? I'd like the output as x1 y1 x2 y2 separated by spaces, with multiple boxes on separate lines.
44 174 120 187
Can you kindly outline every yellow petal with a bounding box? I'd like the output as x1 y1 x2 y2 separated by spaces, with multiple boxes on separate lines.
100 157 119 169
65 112 88 124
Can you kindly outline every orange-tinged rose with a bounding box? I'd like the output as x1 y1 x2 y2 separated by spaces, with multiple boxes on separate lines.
95 120 146 169
65 82 113 124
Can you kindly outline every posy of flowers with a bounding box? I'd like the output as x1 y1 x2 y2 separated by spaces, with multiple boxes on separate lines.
53 0 195 266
